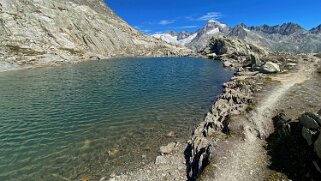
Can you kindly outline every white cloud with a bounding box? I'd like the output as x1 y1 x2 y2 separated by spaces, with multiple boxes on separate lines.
186 12 222 21
159 20 176 25
198 12 222 21
179 25 198 29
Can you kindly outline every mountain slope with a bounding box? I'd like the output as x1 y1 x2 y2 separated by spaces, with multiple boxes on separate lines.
0 0 192 70
153 21 321 53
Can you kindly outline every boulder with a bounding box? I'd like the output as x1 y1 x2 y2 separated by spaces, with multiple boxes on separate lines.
187 137 212 180
160 142 176 155
166 131 175 137
314 53 321 59
223 61 232 67
249 53 261 66
299 113 321 130
302 127 316 146
272 113 291 138
260 61 280 73
314 135 321 159
300 110 321 174
207 53 217 59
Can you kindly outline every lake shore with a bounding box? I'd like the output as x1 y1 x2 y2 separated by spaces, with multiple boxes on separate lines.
107 53 321 181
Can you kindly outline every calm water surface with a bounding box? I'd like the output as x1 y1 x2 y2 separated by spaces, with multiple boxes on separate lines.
0 57 232 180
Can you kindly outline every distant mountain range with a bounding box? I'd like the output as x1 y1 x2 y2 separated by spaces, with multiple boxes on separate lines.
152 20 321 53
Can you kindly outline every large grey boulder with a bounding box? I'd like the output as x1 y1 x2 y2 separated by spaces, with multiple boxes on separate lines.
260 61 281 73
300 112 321 130
300 110 321 173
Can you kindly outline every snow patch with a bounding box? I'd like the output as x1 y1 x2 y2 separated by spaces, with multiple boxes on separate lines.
178 33 198 45
152 33 179 45
206 28 219 35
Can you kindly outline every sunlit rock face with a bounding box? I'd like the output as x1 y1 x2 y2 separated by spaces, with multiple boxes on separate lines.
0 0 192 69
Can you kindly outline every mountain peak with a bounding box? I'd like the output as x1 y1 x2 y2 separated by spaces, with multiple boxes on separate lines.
203 20 228 32
248 22 305 35
279 22 305 35
207 19 219 23
236 23 247 28
310 24 321 34
229 24 248 39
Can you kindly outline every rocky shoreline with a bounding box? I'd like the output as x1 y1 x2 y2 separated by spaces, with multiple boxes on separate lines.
107 45 320 180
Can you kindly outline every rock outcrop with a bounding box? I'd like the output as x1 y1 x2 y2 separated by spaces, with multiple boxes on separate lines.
260 61 281 73
270 110 321 177
201 36 268 70
301 111 321 165
0 0 193 71
203 36 267 56
186 75 256 180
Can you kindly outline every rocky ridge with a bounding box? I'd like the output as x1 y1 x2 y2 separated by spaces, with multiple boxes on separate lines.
201 36 285 75
0 0 193 71
153 21 321 53
186 75 258 180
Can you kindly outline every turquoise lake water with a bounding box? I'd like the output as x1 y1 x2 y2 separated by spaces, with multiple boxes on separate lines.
0 57 232 180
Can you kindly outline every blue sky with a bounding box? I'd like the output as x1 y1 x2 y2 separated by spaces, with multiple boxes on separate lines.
106 0 321 34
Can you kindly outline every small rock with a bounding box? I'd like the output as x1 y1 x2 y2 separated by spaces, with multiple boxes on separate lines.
160 142 176 155
166 131 175 137
223 61 232 67
286 63 297 67
107 148 119 157
141 155 146 159
110 171 116 178
260 61 280 73
155 156 168 165
207 53 217 59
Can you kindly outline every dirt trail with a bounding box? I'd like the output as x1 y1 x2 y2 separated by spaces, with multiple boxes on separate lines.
249 61 315 138
205 60 318 181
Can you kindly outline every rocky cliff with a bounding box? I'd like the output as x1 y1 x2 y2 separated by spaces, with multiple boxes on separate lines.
0 0 192 71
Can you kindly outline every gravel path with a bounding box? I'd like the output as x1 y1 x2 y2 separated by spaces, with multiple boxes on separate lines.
201 57 319 181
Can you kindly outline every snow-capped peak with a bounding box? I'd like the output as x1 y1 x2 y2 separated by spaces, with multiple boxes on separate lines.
207 19 217 23
206 20 228 29
152 31 198 46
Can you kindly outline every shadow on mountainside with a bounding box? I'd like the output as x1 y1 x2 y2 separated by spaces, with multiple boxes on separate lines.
266 114 321 181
